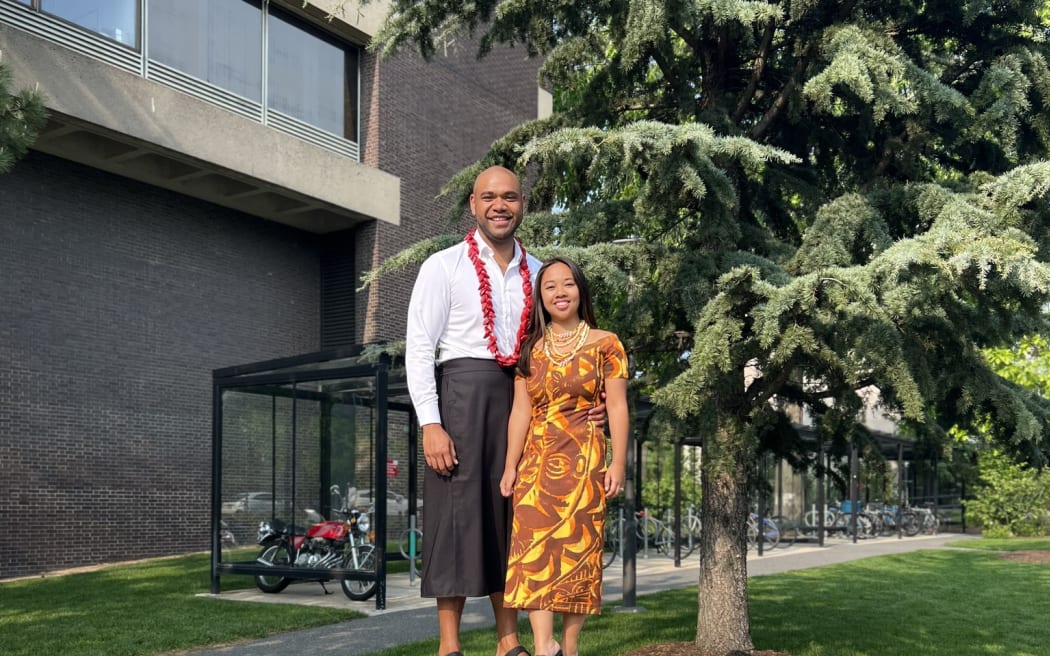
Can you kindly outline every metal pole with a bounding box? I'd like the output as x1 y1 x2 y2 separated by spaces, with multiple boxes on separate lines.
897 443 904 539
932 450 940 533
620 428 642 611
850 444 859 544
817 436 825 547
408 412 419 583
673 440 682 567
210 382 223 594
757 452 766 557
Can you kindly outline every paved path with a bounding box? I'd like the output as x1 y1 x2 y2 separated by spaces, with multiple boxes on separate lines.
190 533 975 656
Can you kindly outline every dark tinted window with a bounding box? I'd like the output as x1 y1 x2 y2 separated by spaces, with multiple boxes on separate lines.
267 10 355 138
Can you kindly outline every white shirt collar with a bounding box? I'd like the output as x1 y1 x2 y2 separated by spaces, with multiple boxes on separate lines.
472 230 522 267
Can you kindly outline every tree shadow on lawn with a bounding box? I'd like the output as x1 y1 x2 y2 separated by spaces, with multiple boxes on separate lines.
607 549 1049 656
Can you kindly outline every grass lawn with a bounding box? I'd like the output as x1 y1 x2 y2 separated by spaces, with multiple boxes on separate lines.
371 544 1050 656
2 540 1047 656
0 551 362 656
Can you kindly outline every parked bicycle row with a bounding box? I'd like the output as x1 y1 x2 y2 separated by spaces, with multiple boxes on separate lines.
385 498 946 582
796 500 942 539
599 499 943 567
600 506 799 567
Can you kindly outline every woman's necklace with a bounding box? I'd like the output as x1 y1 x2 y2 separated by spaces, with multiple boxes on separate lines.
465 228 532 367
548 321 585 344
544 321 590 367
549 326 577 339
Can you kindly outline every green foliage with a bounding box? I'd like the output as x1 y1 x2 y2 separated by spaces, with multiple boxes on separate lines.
369 1 1050 650
638 438 703 514
0 56 48 175
984 334 1050 397
356 234 459 291
966 449 1050 536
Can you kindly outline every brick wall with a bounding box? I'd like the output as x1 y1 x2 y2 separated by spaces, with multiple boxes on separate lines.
356 43 543 344
0 36 542 578
0 152 321 578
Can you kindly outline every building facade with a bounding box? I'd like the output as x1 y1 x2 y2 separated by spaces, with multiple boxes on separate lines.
0 0 544 578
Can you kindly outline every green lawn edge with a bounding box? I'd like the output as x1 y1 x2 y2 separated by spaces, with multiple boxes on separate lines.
3 541 1048 656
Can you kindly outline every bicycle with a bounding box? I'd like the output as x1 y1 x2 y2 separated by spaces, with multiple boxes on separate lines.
746 512 780 550
802 502 875 540
910 502 940 535
769 514 798 548
657 505 702 559
602 507 678 568
922 509 940 535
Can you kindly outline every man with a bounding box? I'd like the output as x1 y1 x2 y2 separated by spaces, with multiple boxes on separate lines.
406 165 540 656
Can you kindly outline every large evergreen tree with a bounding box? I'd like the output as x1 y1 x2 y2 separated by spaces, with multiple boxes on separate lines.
367 2 1050 654
0 56 46 175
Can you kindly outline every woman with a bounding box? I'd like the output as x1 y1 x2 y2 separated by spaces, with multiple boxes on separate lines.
500 257 630 656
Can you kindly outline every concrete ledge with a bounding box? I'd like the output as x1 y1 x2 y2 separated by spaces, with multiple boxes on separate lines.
1 21 400 232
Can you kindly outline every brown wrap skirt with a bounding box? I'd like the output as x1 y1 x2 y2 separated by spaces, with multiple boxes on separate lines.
421 357 514 598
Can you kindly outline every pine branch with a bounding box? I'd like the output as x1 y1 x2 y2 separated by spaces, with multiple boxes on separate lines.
732 17 777 124
751 43 812 140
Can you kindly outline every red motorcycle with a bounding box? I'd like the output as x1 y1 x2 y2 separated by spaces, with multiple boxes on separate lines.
253 505 377 601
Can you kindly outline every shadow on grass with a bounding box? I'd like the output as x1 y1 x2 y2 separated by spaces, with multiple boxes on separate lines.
374 549 1050 656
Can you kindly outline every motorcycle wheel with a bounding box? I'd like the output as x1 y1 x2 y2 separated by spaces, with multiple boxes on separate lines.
254 544 294 593
340 544 378 601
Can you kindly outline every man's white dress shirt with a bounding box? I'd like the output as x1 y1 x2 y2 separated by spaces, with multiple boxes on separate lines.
405 231 542 427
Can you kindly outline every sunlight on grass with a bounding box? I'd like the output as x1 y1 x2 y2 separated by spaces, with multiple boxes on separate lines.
369 547 1050 656
946 537 1050 551
3 540 1048 656
0 552 363 656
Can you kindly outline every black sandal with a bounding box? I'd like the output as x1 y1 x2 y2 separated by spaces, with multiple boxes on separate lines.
504 647 531 656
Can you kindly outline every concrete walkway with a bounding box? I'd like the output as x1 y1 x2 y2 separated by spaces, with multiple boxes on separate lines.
190 533 975 656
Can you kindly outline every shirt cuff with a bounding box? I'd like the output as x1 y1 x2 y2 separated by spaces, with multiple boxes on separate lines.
416 405 442 427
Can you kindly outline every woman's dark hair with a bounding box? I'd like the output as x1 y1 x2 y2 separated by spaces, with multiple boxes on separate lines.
517 256 598 376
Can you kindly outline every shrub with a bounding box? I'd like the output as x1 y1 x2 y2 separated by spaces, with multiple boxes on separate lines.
966 450 1050 537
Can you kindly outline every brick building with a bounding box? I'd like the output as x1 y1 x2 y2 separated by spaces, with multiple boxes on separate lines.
0 0 544 578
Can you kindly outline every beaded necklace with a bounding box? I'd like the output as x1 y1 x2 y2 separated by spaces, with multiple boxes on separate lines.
544 321 590 367
465 228 532 367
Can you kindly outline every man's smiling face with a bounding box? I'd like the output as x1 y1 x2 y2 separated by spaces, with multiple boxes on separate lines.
469 166 524 248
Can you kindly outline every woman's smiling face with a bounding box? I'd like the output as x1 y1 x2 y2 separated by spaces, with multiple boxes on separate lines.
540 261 580 323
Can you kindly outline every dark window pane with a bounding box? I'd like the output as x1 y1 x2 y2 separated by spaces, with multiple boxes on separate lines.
267 11 353 137
148 0 262 102
41 0 137 47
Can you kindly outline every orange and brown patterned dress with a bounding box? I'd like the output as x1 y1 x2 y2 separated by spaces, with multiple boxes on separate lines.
504 333 628 615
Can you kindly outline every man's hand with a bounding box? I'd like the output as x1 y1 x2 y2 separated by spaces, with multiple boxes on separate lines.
588 391 608 430
422 423 458 476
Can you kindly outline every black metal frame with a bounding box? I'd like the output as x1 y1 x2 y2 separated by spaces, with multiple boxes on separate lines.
209 346 396 610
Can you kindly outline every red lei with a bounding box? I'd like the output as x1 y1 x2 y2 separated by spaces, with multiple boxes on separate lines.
465 228 532 367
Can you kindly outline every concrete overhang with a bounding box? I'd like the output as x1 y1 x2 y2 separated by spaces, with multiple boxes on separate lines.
289 1 391 42
1 21 400 234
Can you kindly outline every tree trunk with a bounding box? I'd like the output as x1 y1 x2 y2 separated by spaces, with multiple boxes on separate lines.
694 421 753 656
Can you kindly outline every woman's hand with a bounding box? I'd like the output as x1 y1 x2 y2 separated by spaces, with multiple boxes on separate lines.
500 468 518 497
604 461 626 498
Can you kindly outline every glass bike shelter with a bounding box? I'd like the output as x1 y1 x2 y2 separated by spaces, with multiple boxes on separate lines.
209 347 416 610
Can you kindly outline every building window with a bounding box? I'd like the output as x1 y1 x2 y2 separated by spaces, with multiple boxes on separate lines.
148 0 262 102
267 8 357 140
2 0 360 158
37 0 138 46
